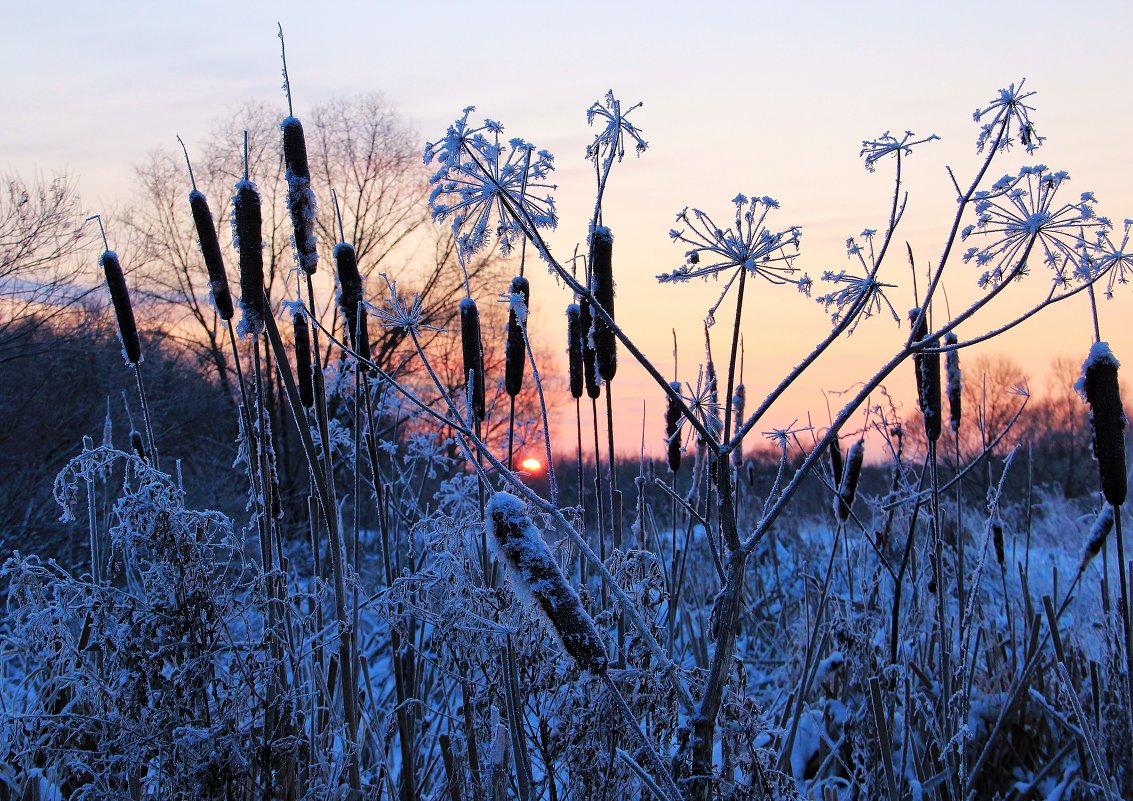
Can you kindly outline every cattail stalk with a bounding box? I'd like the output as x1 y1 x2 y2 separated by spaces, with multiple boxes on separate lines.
282 117 318 275
590 227 616 383
945 332 962 432
187 191 234 321
462 299 487 422
665 382 683 474
911 308 942 443
834 438 864 522
233 178 265 337
334 242 369 366
1079 342 1127 507
293 309 314 409
505 276 530 397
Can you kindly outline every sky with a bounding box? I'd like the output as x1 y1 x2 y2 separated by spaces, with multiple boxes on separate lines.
4 1 1133 460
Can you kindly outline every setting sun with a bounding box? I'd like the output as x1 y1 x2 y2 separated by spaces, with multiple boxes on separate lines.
520 457 543 473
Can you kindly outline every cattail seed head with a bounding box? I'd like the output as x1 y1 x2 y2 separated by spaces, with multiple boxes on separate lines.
188 190 234 321
828 431 844 493
505 276 530 398
665 381 683 473
293 310 314 409
460 298 486 422
992 520 1005 569
589 226 616 383
834 438 864 522
282 116 318 275
486 492 608 673
910 308 941 443
1081 505 1115 569
334 243 370 368
233 180 265 337
1078 342 1127 506
100 251 142 365
566 304 583 400
945 332 962 432
580 297 600 399
731 384 746 469
130 430 146 461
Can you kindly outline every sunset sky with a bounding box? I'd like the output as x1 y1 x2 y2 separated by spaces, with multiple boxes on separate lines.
5 1 1133 458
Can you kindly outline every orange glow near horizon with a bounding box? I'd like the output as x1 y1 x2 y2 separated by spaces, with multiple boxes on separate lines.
520 457 543 474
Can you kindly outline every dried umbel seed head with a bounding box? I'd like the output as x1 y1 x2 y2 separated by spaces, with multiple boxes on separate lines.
665 381 683 473
282 116 318 275
589 226 617 383
505 276 530 398
233 180 265 336
460 298 486 422
834 438 864 522
334 243 370 368
188 190 234 321
100 251 142 365
1081 504 1115 570
293 310 314 409
910 308 941 443
566 304 583 400
580 297 600 399
945 332 962 432
1078 342 1127 506
486 492 608 673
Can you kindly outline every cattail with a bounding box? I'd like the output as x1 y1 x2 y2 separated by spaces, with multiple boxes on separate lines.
1078 342 1127 506
100 251 142 365
130 430 147 461
460 298 486 422
834 438 864 522
992 519 1005 569
566 304 583 400
910 307 941 443
589 226 616 383
731 383 746 469
665 382 683 473
293 309 314 409
945 331 962 432
188 190 234 321
486 492 608 673
1081 505 1115 570
282 116 318 275
233 179 265 336
334 242 370 367
505 277 530 398
828 431 844 493
580 297 600 399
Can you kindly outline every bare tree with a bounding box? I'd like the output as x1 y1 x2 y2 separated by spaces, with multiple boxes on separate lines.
0 173 89 365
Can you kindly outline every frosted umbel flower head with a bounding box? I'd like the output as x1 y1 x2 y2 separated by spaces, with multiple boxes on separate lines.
973 80 1043 154
859 130 939 173
1086 219 1133 299
815 230 900 333
660 194 804 302
586 90 648 166
424 108 557 265
961 165 1104 289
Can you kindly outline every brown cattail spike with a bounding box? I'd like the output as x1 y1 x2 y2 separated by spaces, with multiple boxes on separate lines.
100 251 142 365
566 304 583 400
460 298 486 421
233 180 265 336
505 276 530 398
580 297 600 399
1078 342 1127 506
828 431 843 494
945 332 962 432
334 243 369 367
294 310 314 409
835 438 864 522
486 492 608 673
910 308 941 443
590 226 616 382
665 382 683 473
282 116 318 275
1081 505 1115 570
188 190 234 321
